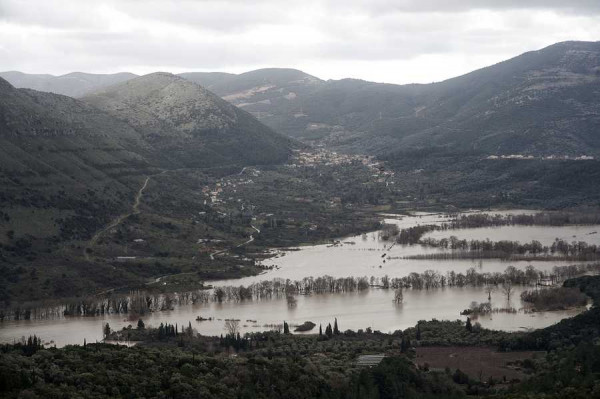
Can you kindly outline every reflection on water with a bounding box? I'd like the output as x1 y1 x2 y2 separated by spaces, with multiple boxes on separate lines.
0 210 596 347
0 285 585 347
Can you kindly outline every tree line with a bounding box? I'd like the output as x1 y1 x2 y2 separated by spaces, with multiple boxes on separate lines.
4 263 598 321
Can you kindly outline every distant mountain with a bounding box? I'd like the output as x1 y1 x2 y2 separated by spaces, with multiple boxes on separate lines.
392 41 600 156
177 41 600 157
0 71 138 98
6 41 600 157
82 72 294 167
177 72 236 89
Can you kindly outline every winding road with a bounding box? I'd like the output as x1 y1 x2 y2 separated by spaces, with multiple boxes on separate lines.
84 176 152 261
209 224 260 260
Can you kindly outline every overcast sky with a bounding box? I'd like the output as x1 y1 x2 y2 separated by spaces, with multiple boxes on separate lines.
0 0 599 84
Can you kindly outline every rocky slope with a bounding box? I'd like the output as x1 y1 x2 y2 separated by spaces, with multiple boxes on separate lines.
82 72 294 167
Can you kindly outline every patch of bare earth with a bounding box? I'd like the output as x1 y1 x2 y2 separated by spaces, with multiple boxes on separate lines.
415 346 543 382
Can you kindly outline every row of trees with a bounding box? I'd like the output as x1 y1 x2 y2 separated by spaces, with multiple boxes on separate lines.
0 335 43 356
388 212 600 246
213 276 372 302
6 263 598 322
386 213 600 259
211 263 599 302
443 212 600 229
418 237 600 259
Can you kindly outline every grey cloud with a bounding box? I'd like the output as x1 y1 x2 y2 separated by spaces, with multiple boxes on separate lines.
0 0 598 83
333 0 600 15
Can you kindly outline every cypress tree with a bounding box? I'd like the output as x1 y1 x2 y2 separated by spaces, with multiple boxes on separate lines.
466 317 472 332
334 318 339 335
283 321 290 334
401 336 411 353
319 324 323 336
326 323 333 338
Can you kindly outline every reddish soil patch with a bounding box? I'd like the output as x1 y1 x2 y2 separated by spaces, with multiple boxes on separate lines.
415 346 544 382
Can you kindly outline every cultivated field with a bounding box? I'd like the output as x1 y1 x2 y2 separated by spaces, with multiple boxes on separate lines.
415 346 543 381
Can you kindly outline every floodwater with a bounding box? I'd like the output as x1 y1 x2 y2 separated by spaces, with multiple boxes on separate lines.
0 285 585 347
424 225 600 247
0 211 597 347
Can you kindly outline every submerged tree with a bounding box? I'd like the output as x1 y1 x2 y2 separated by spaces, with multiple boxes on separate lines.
485 286 494 301
286 294 297 307
224 319 240 337
394 287 403 303
502 281 514 303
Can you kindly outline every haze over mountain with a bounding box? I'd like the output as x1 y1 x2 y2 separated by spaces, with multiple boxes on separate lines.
3 41 600 157
0 71 138 98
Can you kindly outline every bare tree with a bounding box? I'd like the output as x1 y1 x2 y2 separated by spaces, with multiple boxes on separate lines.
502 281 513 303
394 287 403 303
286 294 297 307
224 319 240 336
485 286 495 301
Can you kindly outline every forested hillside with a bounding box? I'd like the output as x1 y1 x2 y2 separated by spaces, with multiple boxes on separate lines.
180 41 600 157
0 75 295 303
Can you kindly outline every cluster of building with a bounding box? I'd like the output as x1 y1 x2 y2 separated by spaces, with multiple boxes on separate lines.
289 148 396 186
289 148 370 167
201 169 259 205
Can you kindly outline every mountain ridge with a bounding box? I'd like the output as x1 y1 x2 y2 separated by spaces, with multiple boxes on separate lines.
4 40 600 156
82 72 295 167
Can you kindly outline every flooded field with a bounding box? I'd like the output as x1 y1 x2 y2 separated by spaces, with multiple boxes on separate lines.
0 284 586 347
424 225 600 247
1 210 597 347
